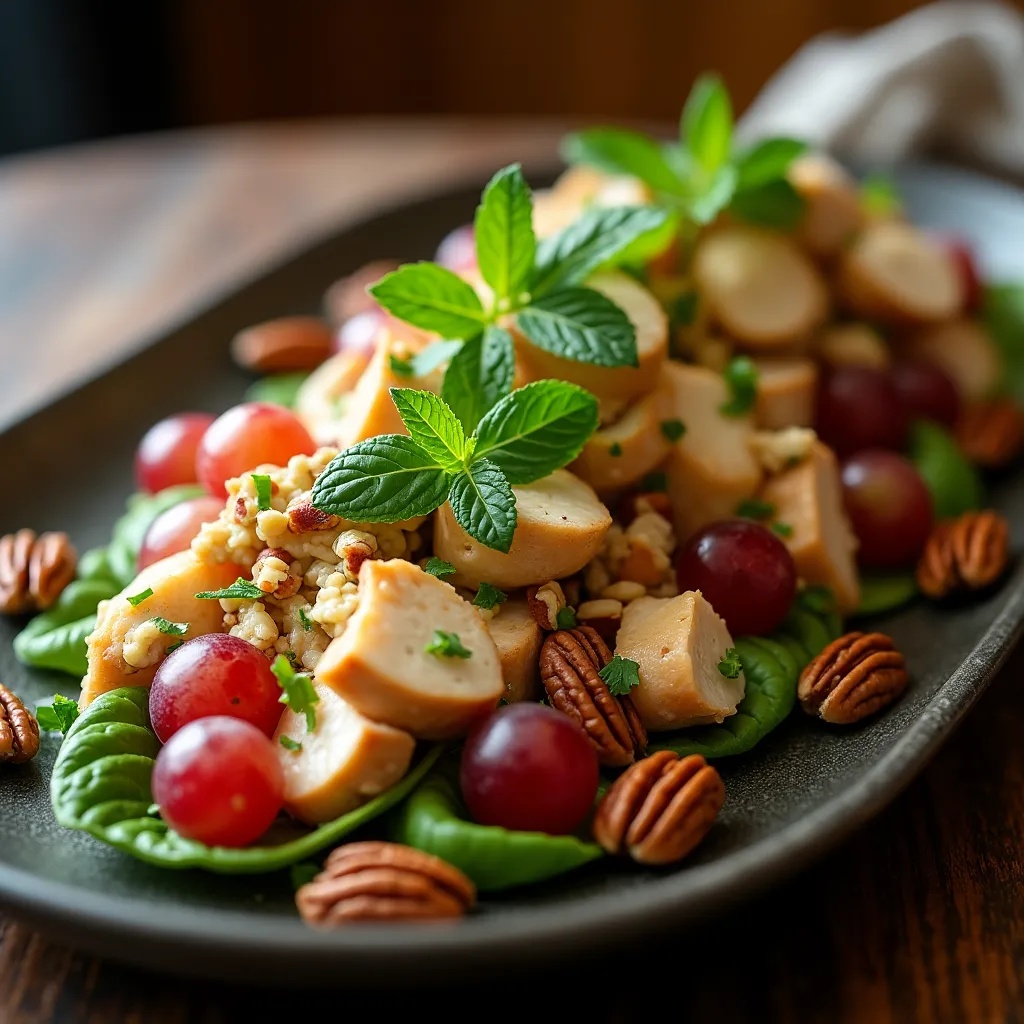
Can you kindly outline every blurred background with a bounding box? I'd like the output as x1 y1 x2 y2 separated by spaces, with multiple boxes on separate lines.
3 0 1017 157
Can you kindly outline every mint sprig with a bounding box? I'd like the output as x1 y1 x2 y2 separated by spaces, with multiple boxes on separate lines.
36 694 80 735
272 654 319 732
311 379 598 554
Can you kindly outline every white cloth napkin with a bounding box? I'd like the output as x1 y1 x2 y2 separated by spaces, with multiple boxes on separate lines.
738 1 1024 175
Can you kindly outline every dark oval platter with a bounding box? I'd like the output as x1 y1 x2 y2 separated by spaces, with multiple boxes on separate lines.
1 162 1023 986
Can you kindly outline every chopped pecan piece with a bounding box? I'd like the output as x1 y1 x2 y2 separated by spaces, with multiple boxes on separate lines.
526 581 566 630
956 398 1024 468
917 510 1010 599
295 841 475 926
231 316 333 374
287 498 341 534
0 529 76 614
0 683 40 764
593 750 724 864
540 626 645 767
252 548 302 599
798 631 908 724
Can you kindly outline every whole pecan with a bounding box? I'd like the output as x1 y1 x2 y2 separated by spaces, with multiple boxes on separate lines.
917 511 1010 599
286 497 341 534
593 750 724 865
798 631 908 724
956 398 1024 468
540 626 645 767
0 683 40 764
295 841 475 926
231 316 333 374
323 259 401 326
0 529 76 614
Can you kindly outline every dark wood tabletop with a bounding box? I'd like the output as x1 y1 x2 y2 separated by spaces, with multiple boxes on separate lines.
2 122 1023 1024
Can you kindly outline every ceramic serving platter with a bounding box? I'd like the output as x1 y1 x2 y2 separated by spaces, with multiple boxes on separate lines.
2 163 1024 985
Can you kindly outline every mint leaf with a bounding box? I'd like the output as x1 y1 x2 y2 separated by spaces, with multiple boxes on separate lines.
447 459 517 553
392 339 464 380
681 73 733 175
150 617 188 637
126 587 153 608
473 582 507 610
441 326 515 434
252 474 273 511
195 578 264 600
720 356 759 417
735 137 806 190
424 557 457 580
473 380 599 484
771 521 793 538
609 442 623 457
389 388 467 470
555 607 577 629
279 735 302 752
369 262 486 339
474 163 535 305
533 205 670 295
718 647 742 679
561 128 684 196
272 654 319 731
736 498 775 520
36 694 80 735
389 353 415 378
424 629 473 659
731 178 804 230
660 419 686 443
599 655 641 696
517 287 638 368
311 435 452 522
688 163 738 225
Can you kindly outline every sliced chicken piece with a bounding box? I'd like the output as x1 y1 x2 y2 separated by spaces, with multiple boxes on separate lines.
485 599 543 703
837 221 963 324
434 469 612 590
275 683 415 824
693 225 828 348
661 363 763 543
752 357 818 430
615 590 745 731
80 550 239 707
759 441 860 614
295 350 371 446
315 559 503 740
903 318 1002 401
816 323 891 370
788 154 864 259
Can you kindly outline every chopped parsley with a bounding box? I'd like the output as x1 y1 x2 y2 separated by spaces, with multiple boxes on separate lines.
279 735 303 752
252 474 273 512
35 694 80 734
720 356 759 417
126 588 153 608
424 557 457 580
770 521 793 538
718 647 742 679
298 607 313 632
195 578 264 601
555 606 578 629
736 498 775 520
660 419 686 443
599 655 641 696
473 582 508 610
272 654 319 731
609 442 623 457
151 617 188 637
424 630 472 659
389 353 416 378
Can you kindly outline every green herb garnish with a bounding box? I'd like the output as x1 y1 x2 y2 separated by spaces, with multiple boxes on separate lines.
660 419 686 443
298 607 313 632
736 498 775 520
35 694 80 735
151 617 188 637
195 578 264 601
718 647 742 679
555 607 578 629
424 557 458 580
166 641 184 655
252 474 273 512
424 630 473 659
771 521 793 538
609 442 623 457
272 654 319 731
640 471 668 493
473 582 508 610
279 736 303 753
599 655 641 695
126 588 153 608
720 356 759 417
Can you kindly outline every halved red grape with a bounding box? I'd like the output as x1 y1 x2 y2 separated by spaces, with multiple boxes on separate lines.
435 224 477 273
460 703 598 835
815 366 908 458
149 633 284 742
890 361 960 429
841 450 934 567
675 519 797 636
940 236 983 313
195 402 316 498
151 717 284 847
138 495 225 570
135 413 215 494
331 308 386 357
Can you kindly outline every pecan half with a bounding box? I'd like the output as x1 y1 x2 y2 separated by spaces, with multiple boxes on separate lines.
0 683 40 764
593 750 724 865
526 581 566 630
231 317 333 374
252 547 302 600
540 626 645 767
798 631 908 724
323 259 401 326
917 511 1010 599
956 398 1024 468
0 530 76 614
295 841 475 926
286 498 340 534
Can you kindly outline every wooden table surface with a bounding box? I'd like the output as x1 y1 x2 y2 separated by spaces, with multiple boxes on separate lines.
3 121 1024 1023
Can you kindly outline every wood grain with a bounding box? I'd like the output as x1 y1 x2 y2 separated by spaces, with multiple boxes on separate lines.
2 123 1024 1023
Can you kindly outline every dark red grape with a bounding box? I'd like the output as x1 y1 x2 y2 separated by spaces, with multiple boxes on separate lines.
135 413 215 494
151 717 284 847
815 366 908 458
149 633 284 742
460 703 598 835
890 361 960 428
675 519 797 636
138 495 225 570
841 450 934 567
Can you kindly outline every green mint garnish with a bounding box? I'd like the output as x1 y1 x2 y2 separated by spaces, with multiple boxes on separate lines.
252 474 273 512
599 655 641 696
609 442 623 457
660 419 686 443
424 557 457 580
718 647 743 679
720 356 759 417
272 654 319 731
298 607 313 632
390 340 463 381
166 641 184 655
424 630 473 659
389 353 415 378
473 582 508 610
195 578 264 601
555 606 578 629
736 498 775 520
126 588 153 608
35 694 80 735
279 735 302 752
771 521 794 538
151 617 188 637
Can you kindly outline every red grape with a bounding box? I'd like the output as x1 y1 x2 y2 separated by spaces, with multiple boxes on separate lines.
841 450 934 567
332 308 386 357
941 236 983 313
135 413 215 494
152 717 284 847
195 402 316 498
435 224 477 273
815 366 908 458
675 520 797 636
149 633 284 742
138 495 225 570
889 360 961 429
460 704 598 835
